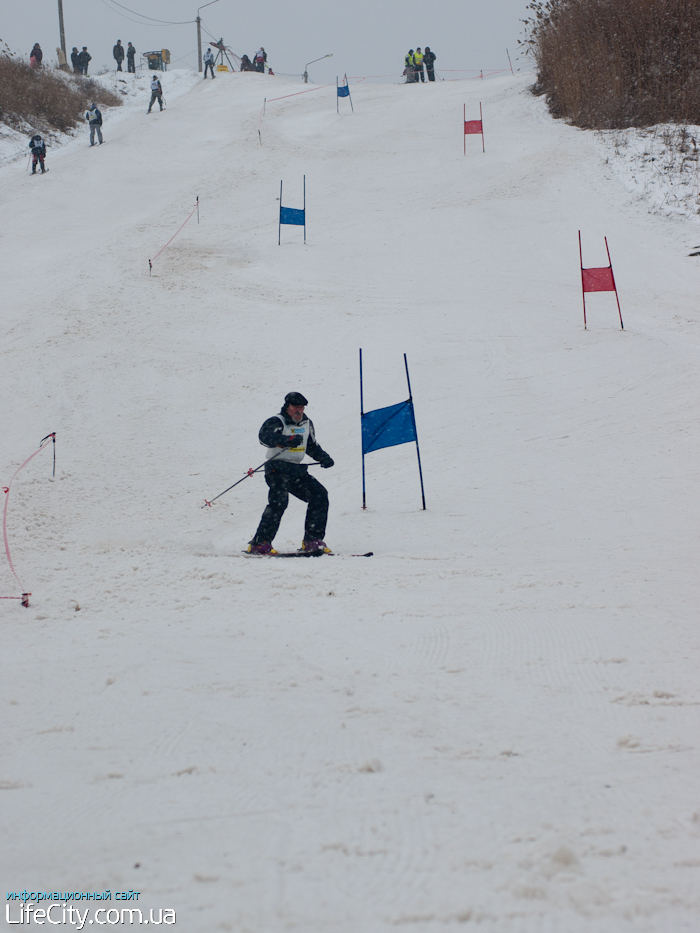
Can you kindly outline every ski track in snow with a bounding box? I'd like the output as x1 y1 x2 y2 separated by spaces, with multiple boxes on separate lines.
1 70 700 931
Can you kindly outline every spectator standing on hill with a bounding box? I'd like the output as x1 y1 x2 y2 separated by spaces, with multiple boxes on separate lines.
78 47 91 74
404 50 415 83
254 47 266 72
113 40 124 71
147 75 164 112
203 47 215 78
240 54 254 71
423 47 436 81
85 102 103 145
126 42 136 72
28 134 47 174
414 48 425 82
30 44 42 67
71 47 80 73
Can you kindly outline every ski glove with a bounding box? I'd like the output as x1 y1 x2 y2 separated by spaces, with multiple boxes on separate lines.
279 435 303 448
319 455 334 469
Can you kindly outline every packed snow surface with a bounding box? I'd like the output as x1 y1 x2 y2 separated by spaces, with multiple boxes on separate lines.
2 70 700 932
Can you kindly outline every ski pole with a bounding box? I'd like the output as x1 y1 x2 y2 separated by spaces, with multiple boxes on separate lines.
202 449 285 508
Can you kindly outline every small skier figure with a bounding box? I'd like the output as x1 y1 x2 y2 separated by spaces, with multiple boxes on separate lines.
147 75 163 112
247 392 335 555
254 47 267 72
28 134 47 174
203 47 215 79
126 42 136 73
85 102 103 145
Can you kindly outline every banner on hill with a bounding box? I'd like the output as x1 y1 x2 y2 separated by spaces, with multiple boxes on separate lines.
464 102 484 154
359 349 426 510
279 176 306 244
578 231 624 330
337 75 354 113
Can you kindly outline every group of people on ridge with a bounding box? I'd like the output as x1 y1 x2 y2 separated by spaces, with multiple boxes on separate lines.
112 40 137 73
404 47 436 83
70 47 92 74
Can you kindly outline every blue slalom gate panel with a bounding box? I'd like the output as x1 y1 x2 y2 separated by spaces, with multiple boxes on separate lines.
280 206 305 226
337 85 350 97
361 400 417 455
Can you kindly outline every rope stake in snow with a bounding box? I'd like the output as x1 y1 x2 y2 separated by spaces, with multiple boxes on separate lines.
1 433 56 609
148 198 200 274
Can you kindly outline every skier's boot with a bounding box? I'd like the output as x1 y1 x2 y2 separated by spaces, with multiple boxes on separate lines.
246 541 277 555
301 540 332 554
31 168 36 174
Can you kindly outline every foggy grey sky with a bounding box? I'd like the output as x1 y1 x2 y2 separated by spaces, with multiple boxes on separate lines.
2 0 534 83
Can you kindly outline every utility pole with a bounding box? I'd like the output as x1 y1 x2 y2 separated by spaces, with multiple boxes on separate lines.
57 0 67 59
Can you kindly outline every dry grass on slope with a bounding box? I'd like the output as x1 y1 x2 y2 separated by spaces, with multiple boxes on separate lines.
0 53 121 135
521 0 700 128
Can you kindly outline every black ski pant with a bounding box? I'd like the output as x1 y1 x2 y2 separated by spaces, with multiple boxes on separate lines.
427 68 435 82
253 463 328 544
148 91 163 112
204 61 215 78
116 60 123 71
31 153 45 172
127 59 135 73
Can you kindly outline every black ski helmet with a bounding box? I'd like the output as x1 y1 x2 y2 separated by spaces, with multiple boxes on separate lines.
284 391 308 407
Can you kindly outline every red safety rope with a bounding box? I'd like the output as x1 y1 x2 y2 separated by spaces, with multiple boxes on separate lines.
149 200 199 268
2 434 55 608
264 84 334 103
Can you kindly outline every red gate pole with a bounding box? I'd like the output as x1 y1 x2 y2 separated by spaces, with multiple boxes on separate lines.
605 236 624 330
578 230 587 330
463 103 466 156
480 101 485 153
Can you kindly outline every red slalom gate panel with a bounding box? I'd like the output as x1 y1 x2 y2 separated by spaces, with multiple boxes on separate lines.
578 231 624 330
464 102 484 153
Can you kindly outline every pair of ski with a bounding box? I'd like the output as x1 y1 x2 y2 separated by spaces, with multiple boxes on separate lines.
243 549 373 559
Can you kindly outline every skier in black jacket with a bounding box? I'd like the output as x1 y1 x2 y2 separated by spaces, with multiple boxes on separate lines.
28 134 47 174
71 47 80 73
126 43 136 73
423 47 436 81
247 392 334 554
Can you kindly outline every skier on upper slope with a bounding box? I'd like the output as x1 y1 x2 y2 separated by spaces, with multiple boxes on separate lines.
147 75 164 113
247 392 334 555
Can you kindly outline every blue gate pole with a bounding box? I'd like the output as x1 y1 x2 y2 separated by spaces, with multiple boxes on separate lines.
303 175 306 243
336 76 339 114
278 180 282 245
404 353 426 510
360 348 367 509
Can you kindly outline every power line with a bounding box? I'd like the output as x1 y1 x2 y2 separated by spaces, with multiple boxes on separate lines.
99 0 195 26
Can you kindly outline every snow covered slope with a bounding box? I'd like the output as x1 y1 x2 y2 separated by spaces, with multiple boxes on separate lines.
2 71 700 932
